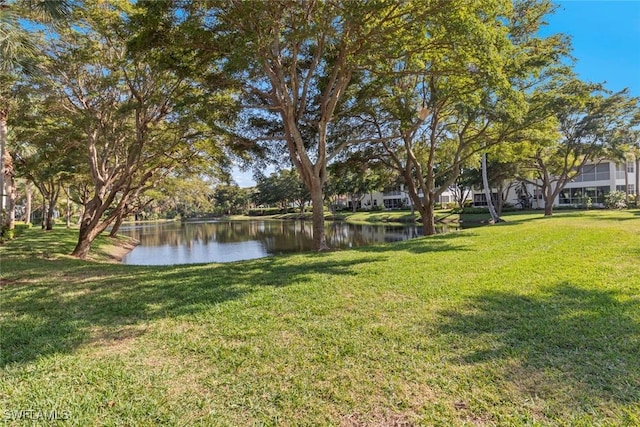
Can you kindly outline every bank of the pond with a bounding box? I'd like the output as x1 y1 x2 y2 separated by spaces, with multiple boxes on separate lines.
0 227 140 264
1 210 639 426
228 209 451 226
102 235 140 262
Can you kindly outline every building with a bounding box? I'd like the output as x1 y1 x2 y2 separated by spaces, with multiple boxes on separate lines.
346 184 459 211
472 159 637 209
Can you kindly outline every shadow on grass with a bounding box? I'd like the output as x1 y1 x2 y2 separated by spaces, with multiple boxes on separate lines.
435 282 640 404
459 209 640 226
0 252 385 367
534 209 640 221
355 230 475 255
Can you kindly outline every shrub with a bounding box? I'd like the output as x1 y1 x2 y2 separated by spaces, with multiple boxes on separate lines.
1 226 14 240
604 191 627 209
248 208 281 216
15 223 32 235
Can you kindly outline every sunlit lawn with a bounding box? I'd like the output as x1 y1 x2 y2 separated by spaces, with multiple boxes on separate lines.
1 210 639 426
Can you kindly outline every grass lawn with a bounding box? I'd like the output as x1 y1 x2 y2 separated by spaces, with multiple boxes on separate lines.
1 210 639 426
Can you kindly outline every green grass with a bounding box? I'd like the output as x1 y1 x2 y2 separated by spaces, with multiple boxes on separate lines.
331 210 421 225
1 210 639 426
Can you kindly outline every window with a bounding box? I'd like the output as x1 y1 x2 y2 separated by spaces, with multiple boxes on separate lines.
559 186 610 204
616 164 626 180
618 184 636 195
473 193 498 206
534 189 543 200
383 198 405 209
575 162 610 182
628 162 635 173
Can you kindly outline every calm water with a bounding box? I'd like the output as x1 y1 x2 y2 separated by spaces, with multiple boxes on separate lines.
119 219 451 265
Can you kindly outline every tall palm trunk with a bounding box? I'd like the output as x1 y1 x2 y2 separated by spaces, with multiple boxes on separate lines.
25 181 32 224
0 109 6 215
482 153 503 223
66 186 71 228
0 108 13 234
624 161 629 204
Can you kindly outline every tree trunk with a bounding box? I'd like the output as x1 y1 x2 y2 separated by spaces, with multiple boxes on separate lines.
496 183 505 216
420 201 436 236
41 195 47 230
71 200 110 259
543 189 554 216
0 109 6 222
72 224 100 259
0 111 16 235
25 181 32 225
5 170 15 232
482 153 503 223
71 197 104 258
66 186 71 228
109 211 125 237
310 183 329 251
45 194 55 230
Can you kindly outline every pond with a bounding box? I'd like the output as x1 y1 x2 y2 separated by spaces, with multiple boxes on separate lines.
119 219 457 265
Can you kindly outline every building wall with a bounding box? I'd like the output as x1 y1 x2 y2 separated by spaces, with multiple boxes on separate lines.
471 159 637 209
356 185 458 210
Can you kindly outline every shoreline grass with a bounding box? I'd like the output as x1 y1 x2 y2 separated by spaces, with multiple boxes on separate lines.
1 210 639 425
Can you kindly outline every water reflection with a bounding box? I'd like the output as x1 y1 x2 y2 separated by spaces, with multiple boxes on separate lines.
119 220 456 265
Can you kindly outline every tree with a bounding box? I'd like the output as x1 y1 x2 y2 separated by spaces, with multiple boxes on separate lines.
449 167 476 209
213 184 250 216
0 0 70 236
253 169 308 211
351 0 569 234
39 1 232 258
468 151 531 214
521 79 640 216
12 74 85 230
133 0 435 250
278 169 310 212
327 155 389 212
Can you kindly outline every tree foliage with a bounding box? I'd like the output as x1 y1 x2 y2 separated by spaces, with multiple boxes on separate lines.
520 78 640 215
21 0 235 258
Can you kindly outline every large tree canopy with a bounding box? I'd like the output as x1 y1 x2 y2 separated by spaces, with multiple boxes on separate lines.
341 0 569 234
520 77 640 216
132 0 457 250
19 0 235 257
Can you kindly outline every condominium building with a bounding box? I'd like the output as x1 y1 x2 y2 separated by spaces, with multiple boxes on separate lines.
472 159 637 209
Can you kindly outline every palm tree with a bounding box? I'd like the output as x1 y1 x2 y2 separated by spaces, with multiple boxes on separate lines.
0 0 69 235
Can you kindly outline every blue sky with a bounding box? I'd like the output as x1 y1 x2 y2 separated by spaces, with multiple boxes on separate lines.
233 1 640 187
544 0 640 96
